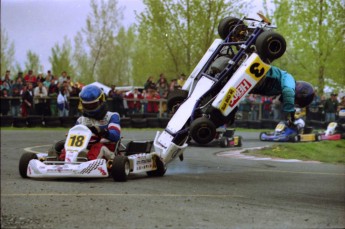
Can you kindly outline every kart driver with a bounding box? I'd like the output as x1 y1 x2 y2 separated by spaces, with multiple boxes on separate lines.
292 108 305 133
250 66 315 125
49 85 121 161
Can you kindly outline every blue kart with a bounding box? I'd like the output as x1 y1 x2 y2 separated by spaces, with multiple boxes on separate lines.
259 121 320 142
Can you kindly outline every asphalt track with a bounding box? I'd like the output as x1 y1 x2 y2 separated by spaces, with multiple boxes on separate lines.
1 129 344 229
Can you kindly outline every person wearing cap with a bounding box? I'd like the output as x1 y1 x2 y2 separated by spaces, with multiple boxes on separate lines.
324 92 339 122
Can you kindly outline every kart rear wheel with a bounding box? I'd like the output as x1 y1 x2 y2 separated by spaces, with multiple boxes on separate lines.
259 132 266 141
292 135 300 142
255 30 286 63
220 137 228 147
112 156 130 182
19 152 38 178
190 117 216 145
236 136 243 147
167 89 188 113
147 156 166 177
218 16 244 40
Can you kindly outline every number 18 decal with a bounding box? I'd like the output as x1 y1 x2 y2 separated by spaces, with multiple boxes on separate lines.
245 56 270 82
67 134 86 147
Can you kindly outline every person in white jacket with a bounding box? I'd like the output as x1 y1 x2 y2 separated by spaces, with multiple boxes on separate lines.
57 86 69 117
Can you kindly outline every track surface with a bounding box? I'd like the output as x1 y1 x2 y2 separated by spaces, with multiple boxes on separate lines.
1 129 344 229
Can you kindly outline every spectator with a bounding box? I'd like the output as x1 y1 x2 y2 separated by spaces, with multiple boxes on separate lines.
1 89 10 115
12 77 24 93
239 95 251 120
48 80 59 116
262 96 272 119
108 85 116 97
156 73 168 85
33 81 48 116
111 89 126 117
272 95 282 120
69 85 81 117
16 72 24 85
24 70 37 87
250 94 261 120
43 72 52 89
307 89 321 121
141 89 149 113
177 73 186 88
58 71 67 84
125 88 143 114
144 76 156 93
338 96 345 111
36 73 45 83
21 83 34 117
107 85 116 111
57 86 69 117
146 89 161 114
2 70 13 90
157 77 169 116
11 87 21 117
324 92 339 122
169 79 180 92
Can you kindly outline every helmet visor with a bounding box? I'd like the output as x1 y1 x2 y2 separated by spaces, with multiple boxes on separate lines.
82 101 101 111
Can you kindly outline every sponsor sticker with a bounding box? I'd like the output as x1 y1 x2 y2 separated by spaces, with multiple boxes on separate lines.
220 87 236 113
229 79 252 108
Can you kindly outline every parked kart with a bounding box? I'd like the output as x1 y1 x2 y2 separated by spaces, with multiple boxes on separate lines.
154 13 286 164
19 124 166 182
320 122 343 140
215 127 242 147
259 121 321 142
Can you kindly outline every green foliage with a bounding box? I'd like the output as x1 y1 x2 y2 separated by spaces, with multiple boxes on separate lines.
271 0 345 92
49 37 75 78
248 140 345 164
132 0 246 85
1 28 16 76
24 50 42 74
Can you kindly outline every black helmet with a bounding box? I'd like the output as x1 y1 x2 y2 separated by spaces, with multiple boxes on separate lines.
295 81 315 108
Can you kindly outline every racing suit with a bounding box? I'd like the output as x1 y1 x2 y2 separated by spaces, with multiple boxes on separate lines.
59 111 121 160
250 66 295 118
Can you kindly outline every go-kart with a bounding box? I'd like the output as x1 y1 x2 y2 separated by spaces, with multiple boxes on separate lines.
19 124 166 182
154 13 286 164
259 121 321 142
320 122 343 140
214 127 242 147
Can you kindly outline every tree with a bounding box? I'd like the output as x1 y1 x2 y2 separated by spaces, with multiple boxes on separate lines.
24 50 42 74
271 0 345 92
49 36 75 79
0 28 16 76
133 0 246 84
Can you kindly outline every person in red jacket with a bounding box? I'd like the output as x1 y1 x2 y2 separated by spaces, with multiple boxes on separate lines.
125 88 143 114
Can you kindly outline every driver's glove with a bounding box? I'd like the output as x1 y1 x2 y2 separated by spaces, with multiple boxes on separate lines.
285 111 295 127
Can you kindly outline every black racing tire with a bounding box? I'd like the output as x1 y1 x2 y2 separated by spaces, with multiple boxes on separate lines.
259 132 266 141
220 137 228 148
291 135 300 142
190 117 216 145
147 156 166 177
218 16 244 40
19 153 38 178
255 30 286 63
315 133 321 141
112 156 130 182
167 89 189 113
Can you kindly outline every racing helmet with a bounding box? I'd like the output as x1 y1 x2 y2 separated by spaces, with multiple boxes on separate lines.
339 109 345 118
295 81 315 108
79 85 107 119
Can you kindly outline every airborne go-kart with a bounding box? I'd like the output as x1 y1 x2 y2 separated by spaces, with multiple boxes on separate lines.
154 13 286 164
19 125 166 182
320 122 344 140
259 121 321 142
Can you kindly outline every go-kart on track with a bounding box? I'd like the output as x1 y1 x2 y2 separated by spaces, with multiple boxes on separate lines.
1 129 344 229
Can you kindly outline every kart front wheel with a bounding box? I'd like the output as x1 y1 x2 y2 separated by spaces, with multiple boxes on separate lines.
220 137 228 147
190 117 216 145
19 152 38 178
259 132 266 141
292 135 300 142
255 30 286 63
218 16 244 40
112 156 130 182
147 156 166 177
236 136 243 147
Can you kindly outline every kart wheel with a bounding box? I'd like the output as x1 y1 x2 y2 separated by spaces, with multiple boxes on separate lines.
190 117 216 145
220 137 228 147
255 30 286 63
315 133 322 141
147 156 166 177
259 132 266 141
19 153 38 178
292 135 300 142
112 156 130 182
218 16 244 40
167 89 188 113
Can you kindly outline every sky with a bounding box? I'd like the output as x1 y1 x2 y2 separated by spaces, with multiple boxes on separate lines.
1 0 146 73
1 0 268 75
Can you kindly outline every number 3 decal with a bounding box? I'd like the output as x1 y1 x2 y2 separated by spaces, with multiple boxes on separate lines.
249 63 265 78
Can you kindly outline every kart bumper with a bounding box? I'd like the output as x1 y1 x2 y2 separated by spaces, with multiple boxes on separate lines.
27 159 109 178
320 134 342 141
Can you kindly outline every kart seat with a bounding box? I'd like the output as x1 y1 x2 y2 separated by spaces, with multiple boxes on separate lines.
303 126 313 134
125 141 153 156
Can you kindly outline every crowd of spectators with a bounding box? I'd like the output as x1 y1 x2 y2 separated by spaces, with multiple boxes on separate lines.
1 69 345 123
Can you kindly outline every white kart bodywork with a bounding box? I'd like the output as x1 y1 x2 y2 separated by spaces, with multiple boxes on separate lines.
25 125 161 179
325 122 337 136
154 52 271 164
